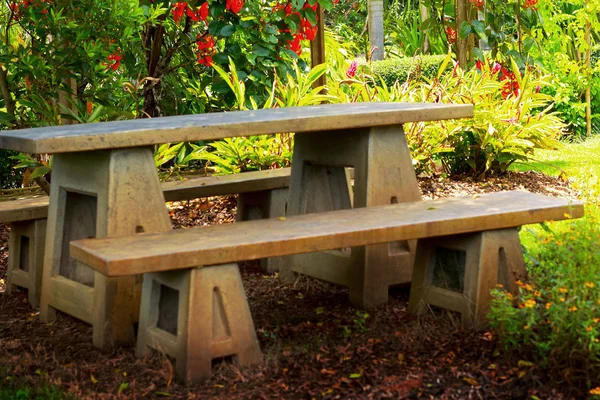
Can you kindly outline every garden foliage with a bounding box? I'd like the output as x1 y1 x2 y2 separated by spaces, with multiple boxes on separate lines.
329 55 563 177
366 55 448 87
488 206 600 389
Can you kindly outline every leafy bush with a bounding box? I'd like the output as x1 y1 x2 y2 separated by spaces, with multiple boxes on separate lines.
366 55 448 86
186 59 330 175
541 52 600 138
0 150 23 189
488 206 600 391
329 55 564 177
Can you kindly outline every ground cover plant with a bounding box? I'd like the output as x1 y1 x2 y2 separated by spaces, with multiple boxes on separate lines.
485 134 600 396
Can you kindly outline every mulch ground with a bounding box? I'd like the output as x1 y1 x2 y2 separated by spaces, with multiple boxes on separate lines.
0 172 583 399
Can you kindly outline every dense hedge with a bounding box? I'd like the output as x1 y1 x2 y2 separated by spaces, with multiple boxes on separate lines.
0 150 23 189
368 55 448 86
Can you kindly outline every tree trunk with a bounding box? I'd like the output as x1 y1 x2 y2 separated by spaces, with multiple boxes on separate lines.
0 66 15 117
455 0 469 68
420 1 430 54
368 0 385 61
310 5 326 91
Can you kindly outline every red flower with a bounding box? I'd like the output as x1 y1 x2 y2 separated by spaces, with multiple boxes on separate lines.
346 60 358 78
285 3 293 16
106 51 123 71
445 26 457 44
198 2 209 21
196 34 216 66
197 55 213 66
475 59 484 70
523 0 537 9
287 34 302 55
300 18 318 40
197 35 215 52
186 5 199 21
226 0 244 14
302 2 317 11
25 75 32 90
87 101 93 115
172 2 188 23
469 0 484 8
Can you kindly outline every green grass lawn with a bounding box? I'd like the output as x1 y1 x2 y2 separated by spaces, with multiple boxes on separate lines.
512 135 600 201
511 135 600 249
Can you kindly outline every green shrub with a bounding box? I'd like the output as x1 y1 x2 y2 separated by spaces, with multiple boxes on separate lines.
328 56 564 177
488 206 600 391
367 55 448 86
0 150 23 189
413 60 564 176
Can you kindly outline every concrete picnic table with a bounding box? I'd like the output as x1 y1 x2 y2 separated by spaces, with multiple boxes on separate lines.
0 102 473 347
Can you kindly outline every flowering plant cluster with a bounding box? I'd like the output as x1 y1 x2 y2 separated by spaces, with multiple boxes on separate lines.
468 0 484 9
488 206 600 390
165 0 334 68
522 0 538 10
475 59 520 99
8 0 52 20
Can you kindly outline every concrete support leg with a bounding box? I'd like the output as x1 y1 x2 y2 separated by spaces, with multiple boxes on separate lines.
136 263 262 384
39 148 172 348
6 219 46 308
407 228 527 329
237 188 288 273
284 126 421 308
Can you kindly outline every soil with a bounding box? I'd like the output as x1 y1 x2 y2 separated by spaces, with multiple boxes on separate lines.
0 172 582 399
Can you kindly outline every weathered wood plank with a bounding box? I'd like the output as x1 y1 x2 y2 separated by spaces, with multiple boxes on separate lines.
0 168 291 222
162 168 290 202
0 103 473 154
70 191 584 277
0 196 49 223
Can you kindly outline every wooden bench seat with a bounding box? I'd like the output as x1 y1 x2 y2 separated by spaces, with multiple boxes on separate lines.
2 168 291 308
69 191 583 383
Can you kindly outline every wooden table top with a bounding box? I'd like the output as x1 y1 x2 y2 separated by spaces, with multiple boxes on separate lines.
0 103 473 154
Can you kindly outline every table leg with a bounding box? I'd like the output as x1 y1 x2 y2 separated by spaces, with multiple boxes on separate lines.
39 148 172 348
285 125 421 308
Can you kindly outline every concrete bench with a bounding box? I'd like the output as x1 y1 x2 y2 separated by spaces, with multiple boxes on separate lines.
2 168 291 307
70 191 583 383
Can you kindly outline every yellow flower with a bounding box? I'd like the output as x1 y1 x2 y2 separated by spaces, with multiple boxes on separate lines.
545 302 552 309
594 318 600 324
496 284 504 288
559 288 568 293
569 306 578 312
586 282 595 288
534 291 540 297
524 299 536 309
587 326 593 332
524 325 529 330
515 280 524 287
590 386 600 395
560 297 566 302
524 284 534 291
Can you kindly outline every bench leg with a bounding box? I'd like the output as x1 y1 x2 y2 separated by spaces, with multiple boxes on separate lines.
136 263 262 384
237 188 288 273
39 148 172 348
407 228 527 329
285 126 421 308
6 219 46 309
